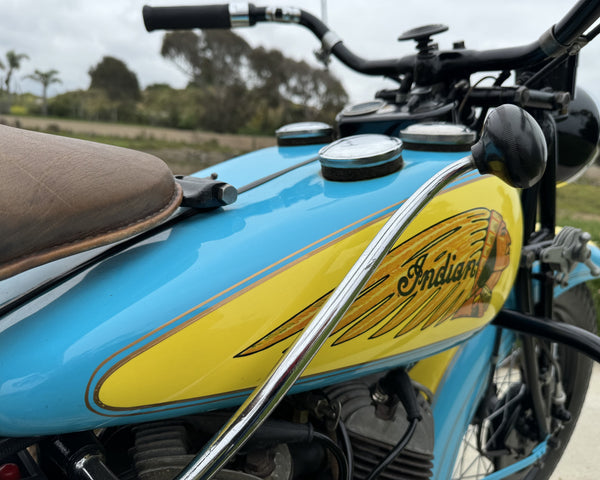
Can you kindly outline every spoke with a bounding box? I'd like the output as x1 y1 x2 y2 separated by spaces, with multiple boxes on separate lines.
453 346 524 479
453 425 494 480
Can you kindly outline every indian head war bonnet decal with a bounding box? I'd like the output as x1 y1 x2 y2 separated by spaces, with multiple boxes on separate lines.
237 208 511 356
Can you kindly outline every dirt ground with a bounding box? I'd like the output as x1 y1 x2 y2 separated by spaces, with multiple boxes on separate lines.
0 114 276 151
1 114 279 175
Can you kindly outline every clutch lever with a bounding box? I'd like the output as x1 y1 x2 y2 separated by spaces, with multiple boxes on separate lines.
175 104 547 480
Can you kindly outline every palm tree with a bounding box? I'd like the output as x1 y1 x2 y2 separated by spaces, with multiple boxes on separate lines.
0 59 5 94
5 50 29 95
26 69 61 115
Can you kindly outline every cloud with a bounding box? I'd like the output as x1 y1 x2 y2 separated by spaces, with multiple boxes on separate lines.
1 0 598 104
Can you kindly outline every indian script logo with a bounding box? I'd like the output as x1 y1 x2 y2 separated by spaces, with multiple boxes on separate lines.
237 208 511 356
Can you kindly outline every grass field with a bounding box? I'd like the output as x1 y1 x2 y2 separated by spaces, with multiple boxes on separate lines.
557 176 600 328
50 129 242 175
0 114 275 175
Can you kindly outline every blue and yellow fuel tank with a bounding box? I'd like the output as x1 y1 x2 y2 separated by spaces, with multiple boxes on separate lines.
0 138 522 435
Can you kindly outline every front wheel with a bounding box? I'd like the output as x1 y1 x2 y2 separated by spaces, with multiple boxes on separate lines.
452 283 597 480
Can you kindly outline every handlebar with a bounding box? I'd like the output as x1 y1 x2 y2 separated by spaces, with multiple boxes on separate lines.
143 4 411 76
464 87 571 111
143 1 600 81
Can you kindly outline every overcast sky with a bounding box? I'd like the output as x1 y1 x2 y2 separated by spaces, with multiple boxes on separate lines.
1 0 599 105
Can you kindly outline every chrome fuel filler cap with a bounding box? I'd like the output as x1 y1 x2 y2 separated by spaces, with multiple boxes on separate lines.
318 134 403 181
399 122 476 151
276 122 334 146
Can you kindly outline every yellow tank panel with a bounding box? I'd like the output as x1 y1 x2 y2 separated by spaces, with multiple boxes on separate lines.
93 176 522 412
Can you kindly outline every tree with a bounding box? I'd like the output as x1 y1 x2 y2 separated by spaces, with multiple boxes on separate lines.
88 56 141 102
4 50 29 95
160 31 203 81
88 56 141 122
161 30 252 88
26 69 61 115
160 30 348 133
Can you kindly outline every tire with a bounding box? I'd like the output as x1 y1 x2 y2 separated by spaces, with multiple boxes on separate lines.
452 283 597 480
532 283 597 478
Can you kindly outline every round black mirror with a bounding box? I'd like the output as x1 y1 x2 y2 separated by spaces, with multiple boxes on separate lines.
471 104 547 188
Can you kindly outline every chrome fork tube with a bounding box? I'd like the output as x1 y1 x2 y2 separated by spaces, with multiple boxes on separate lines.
176 155 476 480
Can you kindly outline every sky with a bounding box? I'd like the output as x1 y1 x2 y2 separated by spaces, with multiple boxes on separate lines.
1 0 600 106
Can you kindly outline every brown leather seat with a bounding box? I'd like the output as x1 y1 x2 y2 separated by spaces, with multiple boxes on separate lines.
0 125 183 280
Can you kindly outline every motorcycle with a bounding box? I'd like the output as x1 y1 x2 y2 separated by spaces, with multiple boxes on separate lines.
1 1 600 479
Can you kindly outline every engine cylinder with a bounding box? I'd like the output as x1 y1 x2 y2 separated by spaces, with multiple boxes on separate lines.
325 375 434 480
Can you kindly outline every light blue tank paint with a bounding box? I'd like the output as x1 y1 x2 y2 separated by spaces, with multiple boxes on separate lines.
0 144 497 436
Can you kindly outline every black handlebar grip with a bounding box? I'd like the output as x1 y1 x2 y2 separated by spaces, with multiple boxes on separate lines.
143 4 232 31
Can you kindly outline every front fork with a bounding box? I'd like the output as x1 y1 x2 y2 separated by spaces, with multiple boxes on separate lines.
515 111 560 440
500 109 600 448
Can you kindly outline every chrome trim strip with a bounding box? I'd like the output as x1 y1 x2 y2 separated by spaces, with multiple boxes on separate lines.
538 27 568 58
229 2 250 28
175 156 476 480
322 31 342 51
265 6 301 23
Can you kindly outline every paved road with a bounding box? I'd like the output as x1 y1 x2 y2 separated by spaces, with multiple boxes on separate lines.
551 363 600 479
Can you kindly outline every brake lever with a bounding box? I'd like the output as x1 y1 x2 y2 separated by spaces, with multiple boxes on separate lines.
541 227 600 286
